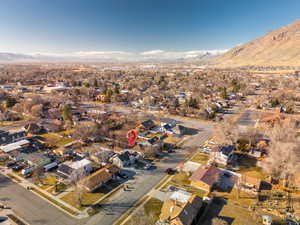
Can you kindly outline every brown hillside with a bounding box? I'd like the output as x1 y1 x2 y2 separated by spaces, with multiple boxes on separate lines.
214 19 300 67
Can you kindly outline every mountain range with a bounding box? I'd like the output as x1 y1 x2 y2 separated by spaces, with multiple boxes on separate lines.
214 19 300 67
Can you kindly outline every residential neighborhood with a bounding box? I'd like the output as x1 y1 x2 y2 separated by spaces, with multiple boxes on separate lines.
1 3 300 225
0 62 300 225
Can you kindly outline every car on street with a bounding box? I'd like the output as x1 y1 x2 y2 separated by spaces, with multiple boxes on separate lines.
6 162 16 168
0 217 7 222
165 168 176 175
200 147 211 153
12 165 24 171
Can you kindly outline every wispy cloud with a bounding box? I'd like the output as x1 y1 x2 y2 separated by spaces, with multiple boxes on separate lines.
16 49 228 62
140 50 165 55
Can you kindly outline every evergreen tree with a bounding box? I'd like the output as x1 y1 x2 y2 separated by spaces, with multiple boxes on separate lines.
93 79 98 87
6 97 17 108
62 105 73 123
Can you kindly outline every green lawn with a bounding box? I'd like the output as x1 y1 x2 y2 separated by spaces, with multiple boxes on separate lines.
172 172 190 186
40 133 74 147
61 191 105 210
190 153 209 164
161 172 206 198
219 202 261 225
143 198 163 221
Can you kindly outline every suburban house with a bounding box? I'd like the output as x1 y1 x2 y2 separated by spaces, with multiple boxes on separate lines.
23 152 51 168
111 150 140 168
0 139 30 154
69 158 93 174
138 119 156 131
0 130 27 145
57 158 93 179
82 164 120 192
159 190 205 225
24 123 43 135
90 149 115 164
209 146 235 166
190 165 221 192
57 164 74 179
160 123 174 134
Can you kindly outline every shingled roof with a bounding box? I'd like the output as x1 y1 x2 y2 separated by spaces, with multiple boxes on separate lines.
190 165 221 187
160 194 203 225
82 164 120 191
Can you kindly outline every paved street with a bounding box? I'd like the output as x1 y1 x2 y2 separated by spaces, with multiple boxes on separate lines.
0 174 87 225
236 110 259 126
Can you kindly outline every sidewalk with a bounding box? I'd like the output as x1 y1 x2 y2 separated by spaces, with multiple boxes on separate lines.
0 167 88 219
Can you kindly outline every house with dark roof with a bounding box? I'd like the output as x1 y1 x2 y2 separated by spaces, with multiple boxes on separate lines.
190 165 221 192
0 130 26 145
57 164 73 179
209 145 235 166
24 123 43 135
111 150 140 168
159 193 205 225
139 119 156 130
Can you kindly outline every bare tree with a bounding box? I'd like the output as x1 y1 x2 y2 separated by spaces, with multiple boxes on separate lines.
213 120 239 146
69 169 87 208
261 141 299 186
261 122 300 186
33 167 44 185
72 122 99 142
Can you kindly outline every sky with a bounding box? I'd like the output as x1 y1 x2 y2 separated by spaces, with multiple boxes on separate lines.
0 0 300 60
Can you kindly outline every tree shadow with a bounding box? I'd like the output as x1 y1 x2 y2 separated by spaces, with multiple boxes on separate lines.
200 197 234 225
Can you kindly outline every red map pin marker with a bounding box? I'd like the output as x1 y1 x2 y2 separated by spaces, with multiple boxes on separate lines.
127 130 137 146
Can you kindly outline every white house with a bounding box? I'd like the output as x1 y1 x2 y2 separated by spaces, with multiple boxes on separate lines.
69 158 93 174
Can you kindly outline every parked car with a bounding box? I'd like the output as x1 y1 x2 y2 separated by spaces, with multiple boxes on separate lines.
118 173 128 179
200 147 211 153
24 172 32 178
12 165 24 171
21 167 34 175
6 162 16 168
0 217 7 222
165 168 176 175
168 185 179 192
144 164 152 170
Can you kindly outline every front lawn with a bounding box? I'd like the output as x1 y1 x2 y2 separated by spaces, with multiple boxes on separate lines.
190 153 209 164
61 191 105 210
213 188 257 207
144 198 163 221
172 172 190 186
218 202 261 225
40 133 74 147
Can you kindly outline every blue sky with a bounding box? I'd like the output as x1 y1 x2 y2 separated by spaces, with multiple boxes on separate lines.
0 0 299 57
